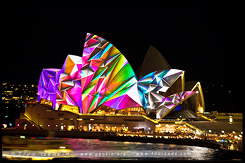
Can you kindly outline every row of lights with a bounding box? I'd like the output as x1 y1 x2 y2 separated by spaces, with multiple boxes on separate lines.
15 123 134 128
207 130 243 134
16 124 35 127
16 124 66 127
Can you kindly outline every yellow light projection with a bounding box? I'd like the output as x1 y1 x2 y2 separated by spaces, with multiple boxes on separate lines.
59 104 79 114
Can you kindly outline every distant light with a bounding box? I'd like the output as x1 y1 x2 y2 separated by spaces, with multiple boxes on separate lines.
196 91 199 94
9 123 12 126
229 116 233 123
196 130 201 135
32 124 35 127
90 119 94 121
17 124 20 126
89 124 91 130
156 124 161 127
24 124 27 126
59 146 66 149
20 136 25 139
209 130 211 133
5 115 8 118
48 124 50 127
221 130 224 134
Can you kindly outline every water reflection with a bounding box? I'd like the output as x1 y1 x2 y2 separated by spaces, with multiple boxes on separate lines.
67 138 218 160
2 136 219 161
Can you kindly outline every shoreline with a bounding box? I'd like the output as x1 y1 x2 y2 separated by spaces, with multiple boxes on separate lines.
2 129 222 149
2 129 243 160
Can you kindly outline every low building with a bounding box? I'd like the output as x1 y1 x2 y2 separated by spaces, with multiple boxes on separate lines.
16 103 205 138
17 104 156 132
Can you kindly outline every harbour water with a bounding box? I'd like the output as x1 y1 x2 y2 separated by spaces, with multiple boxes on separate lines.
3 136 242 161
66 138 220 160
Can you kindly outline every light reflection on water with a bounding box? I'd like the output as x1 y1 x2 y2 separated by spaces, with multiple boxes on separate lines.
66 138 219 160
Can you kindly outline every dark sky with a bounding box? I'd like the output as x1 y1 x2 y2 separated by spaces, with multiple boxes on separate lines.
5 2 242 88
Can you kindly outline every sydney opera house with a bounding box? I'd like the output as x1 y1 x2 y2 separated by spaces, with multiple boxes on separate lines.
16 33 205 132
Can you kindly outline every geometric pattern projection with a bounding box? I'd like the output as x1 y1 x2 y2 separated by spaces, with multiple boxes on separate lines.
155 91 195 119
56 55 83 111
37 55 83 111
81 33 140 113
137 69 184 109
37 68 61 109
37 33 198 117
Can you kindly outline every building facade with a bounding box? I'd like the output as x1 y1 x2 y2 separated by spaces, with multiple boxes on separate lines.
17 103 202 136
16 33 205 134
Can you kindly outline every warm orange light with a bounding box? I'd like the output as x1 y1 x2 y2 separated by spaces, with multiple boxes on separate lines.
40 99 53 107
60 104 79 114
197 103 204 113
67 125 74 131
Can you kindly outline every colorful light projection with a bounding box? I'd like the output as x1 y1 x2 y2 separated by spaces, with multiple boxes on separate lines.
155 91 196 119
37 33 198 117
137 70 195 118
81 33 141 113
137 69 184 109
38 33 142 113
56 55 83 111
37 68 61 109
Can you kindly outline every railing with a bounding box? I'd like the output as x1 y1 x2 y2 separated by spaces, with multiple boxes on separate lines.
183 122 203 134
24 114 42 129
200 115 215 121
78 113 159 124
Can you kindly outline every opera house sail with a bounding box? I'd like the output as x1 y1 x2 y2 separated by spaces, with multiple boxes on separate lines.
37 33 205 119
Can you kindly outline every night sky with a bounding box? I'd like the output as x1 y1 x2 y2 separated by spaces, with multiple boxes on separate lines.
4 3 242 112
